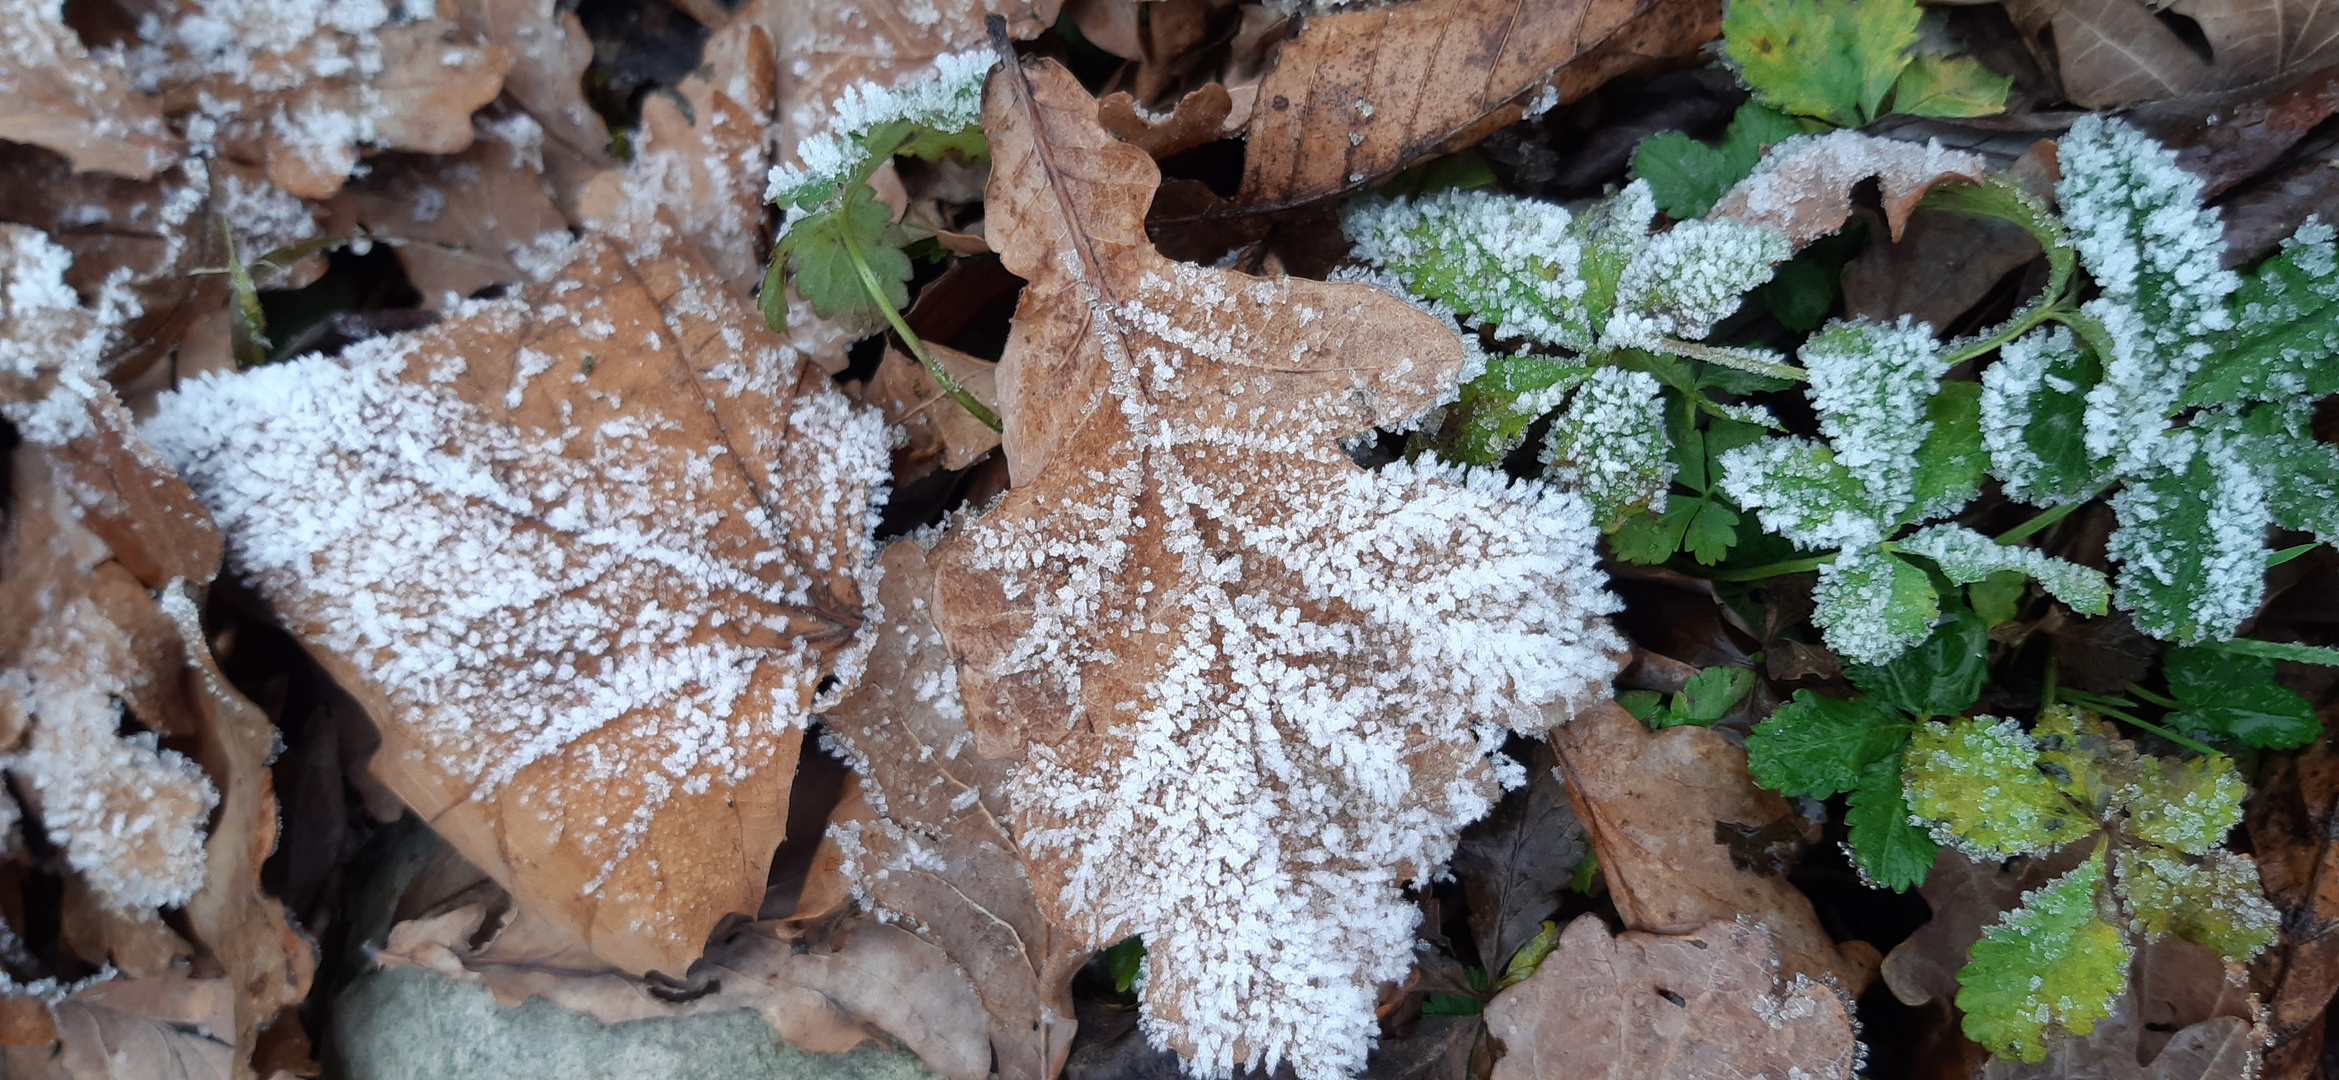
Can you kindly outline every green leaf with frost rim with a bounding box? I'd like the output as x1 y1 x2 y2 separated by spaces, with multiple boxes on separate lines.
2122 753 2246 856
1812 547 1937 666
773 185 910 336
1903 717 2081 857
1746 689 1911 797
1717 438 1883 550
1897 524 2109 617
2116 847 2278 962
1906 381 1987 524
1844 604 1989 719
1979 326 2102 507
2106 437 2270 645
1957 850 2130 1063
2185 217 2338 407
1845 756 1937 891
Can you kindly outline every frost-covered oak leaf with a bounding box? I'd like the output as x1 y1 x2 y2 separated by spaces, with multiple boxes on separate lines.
1956 849 2130 1062
930 57 1622 1080
146 234 889 976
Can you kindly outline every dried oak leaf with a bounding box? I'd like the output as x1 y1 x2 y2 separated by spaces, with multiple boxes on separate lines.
1842 208 2044 332
1708 129 1989 247
822 539 1087 1080
376 903 993 1080
863 343 1002 484
0 0 180 179
1100 83 1235 160
38 974 238 1080
1235 0 1722 207
145 232 892 976
2008 0 2338 107
1549 701 1877 991
928 54 1622 1079
1483 916 1860 1080
326 117 575 308
453 0 615 199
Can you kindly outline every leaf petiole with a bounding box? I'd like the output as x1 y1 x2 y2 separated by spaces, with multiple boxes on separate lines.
1993 498 2092 546
1707 551 1838 582
836 220 1003 432
2056 688 2218 755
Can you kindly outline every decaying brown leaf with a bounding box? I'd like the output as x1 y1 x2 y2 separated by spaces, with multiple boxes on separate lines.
145 232 892 976
377 902 993 1080
927 51 1622 1077
822 540 1088 1080
2244 727 2339 1070
1449 741 1586 974
1549 702 1876 992
2011 0 2339 108
1483 916 1860 1080
0 0 180 180
326 118 575 308
1709 129 1989 247
1100 83 1235 159
1978 974 2262 1079
1842 208 2044 332
455 0 616 202
864 344 1003 483
40 974 238 1080
1235 0 1722 207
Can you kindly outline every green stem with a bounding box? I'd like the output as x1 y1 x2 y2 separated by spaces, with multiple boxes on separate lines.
1707 552 1838 582
2060 690 2218 756
1994 499 2086 546
2123 683 2180 710
838 225 1002 432
2041 654 2058 711
1940 297 2062 367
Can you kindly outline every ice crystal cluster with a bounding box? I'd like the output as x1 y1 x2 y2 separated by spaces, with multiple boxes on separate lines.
0 226 137 446
763 50 991 212
933 250 1623 1079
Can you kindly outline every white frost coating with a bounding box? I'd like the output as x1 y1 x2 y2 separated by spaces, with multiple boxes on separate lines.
2 600 218 912
0 227 126 446
1896 524 2108 613
217 171 320 287
1979 325 2094 505
1711 129 1985 246
764 50 992 207
2106 434 2269 644
1812 544 1932 664
1801 316 1948 522
1604 219 1791 349
1540 366 1670 524
1341 189 1588 349
1717 437 1884 551
143 284 891 911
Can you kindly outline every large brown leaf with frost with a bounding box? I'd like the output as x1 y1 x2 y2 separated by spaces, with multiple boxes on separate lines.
823 540 1086 1080
0 0 179 179
146 233 890 976
1484 916 1859 1080
1235 0 1721 207
928 53 1622 1078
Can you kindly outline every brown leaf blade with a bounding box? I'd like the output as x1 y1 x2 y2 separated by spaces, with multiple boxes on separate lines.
0 2 180 179
146 234 891 975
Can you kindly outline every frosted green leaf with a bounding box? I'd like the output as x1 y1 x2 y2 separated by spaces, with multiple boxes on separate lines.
1979 325 2103 506
1802 316 1952 521
2106 434 2270 645
2216 400 2339 545
1342 189 1592 350
1958 850 2130 1063
1906 380 1987 524
1844 756 1938 891
1541 367 1671 528
1716 437 1884 550
2030 706 2135 813
765 51 994 210
1436 354 1591 466
1845 606 1988 719
1897 524 2109 616
1812 546 1938 665
769 184 908 336
2115 847 2279 962
1568 181 1659 333
2078 298 2187 475
2056 116 2238 356
2187 217 2339 406
1604 219 1793 349
1903 717 2082 857
1629 102 1803 220
1889 54 2013 118
2122 753 2246 856
1746 689 1911 798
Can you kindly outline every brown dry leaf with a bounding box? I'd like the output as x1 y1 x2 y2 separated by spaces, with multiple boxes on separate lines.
326 118 575 308
1708 129 1989 247
822 540 1088 1080
144 232 892 976
1483 916 1859 1080
1549 701 1876 992
864 344 1003 483
377 903 993 1080
1235 0 1721 207
2011 0 2337 108
454 0 616 200
1100 83 1234 159
45 974 239 1080
0 0 180 180
1842 208 2044 332
2243 725 2339 1069
1449 741 1585 974
927 53 1622 1076
2168 0 2339 90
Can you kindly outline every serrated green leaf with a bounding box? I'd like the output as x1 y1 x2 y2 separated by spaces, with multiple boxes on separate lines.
1888 53 2012 118
1617 689 1667 724
1542 367 1673 528
1717 437 1882 549
1672 665 1758 725
1682 499 1742 565
2117 847 2279 962
1896 524 2111 618
1958 850 2130 1063
1570 182 1659 338
894 123 989 162
1906 381 1987 524
1746 689 1912 797
1438 354 1591 466
2218 401 2339 545
1904 716 2083 857
2123 753 2247 855
1610 503 1690 564
2106 440 2271 645
1726 0 1920 124
1845 604 1988 718
1968 569 2027 626
2185 219 2339 407
775 185 910 335
1845 755 1938 891
1921 178 2074 289
1814 547 1940 666
1631 131 1738 221
2030 705 2134 812
2163 645 2322 750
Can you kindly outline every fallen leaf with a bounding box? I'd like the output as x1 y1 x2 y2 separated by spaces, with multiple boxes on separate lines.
1482 916 1860 1080
325 117 576 308
1449 741 1586 973
1977 977 2262 1079
2244 726 2339 1067
48 974 239 1080
0 0 180 179
1548 701 1875 991
2215 153 2339 268
1841 207 2044 331
822 540 1088 1080
2166 0 2339 91
929 52 1623 1077
454 0 616 201
2006 0 2210 109
2128 68 2339 200
377 903 994 1080
1880 847 2079 1007
864 344 1003 483
145 232 893 976
1708 129 1989 247
1099 83 1235 160
1235 0 1722 207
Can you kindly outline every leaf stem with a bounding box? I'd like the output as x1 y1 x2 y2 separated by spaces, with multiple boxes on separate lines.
1707 552 1838 582
837 222 1003 432
2058 689 2218 756
2122 683 2180 710
1994 500 2084 546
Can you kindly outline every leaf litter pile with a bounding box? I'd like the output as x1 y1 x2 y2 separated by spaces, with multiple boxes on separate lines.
2 0 2338 1076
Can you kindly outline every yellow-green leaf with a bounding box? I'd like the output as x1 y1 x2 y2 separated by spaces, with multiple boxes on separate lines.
1889 54 2012 118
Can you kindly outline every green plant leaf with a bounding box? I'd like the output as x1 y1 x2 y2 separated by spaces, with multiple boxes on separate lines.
1436 354 1591 466
2116 847 2279 962
1845 605 1988 719
1979 326 2102 507
2185 218 2338 407
2122 753 2247 856
1717 437 1882 550
2106 440 2270 646
1104 935 1146 993
774 184 910 335
1610 503 1690 564
1904 716 2083 857
1888 53 2012 118
2219 401 2339 545
1896 524 2110 618
1628 102 1802 221
1682 500 1742 565
1906 381 1988 523
1670 665 1758 726
1968 569 2028 626
1746 689 1911 797
1812 546 1939 666
1498 921 1563 988
1845 755 1938 891
1957 849 2130 1063
1421 992 1483 1016
2163 645 2322 749
1725 0 1922 124
1617 689 1666 724
1541 367 1673 528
